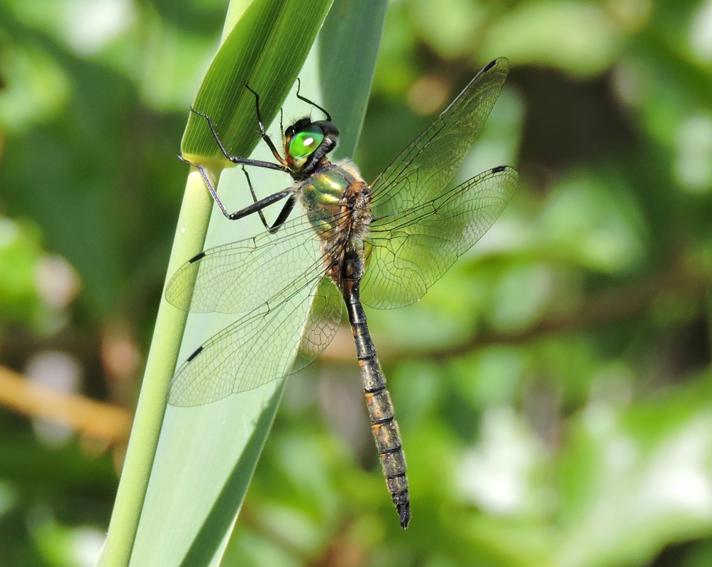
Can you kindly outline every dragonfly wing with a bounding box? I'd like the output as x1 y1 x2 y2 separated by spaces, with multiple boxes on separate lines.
362 166 517 309
369 58 509 218
165 211 326 314
295 277 343 370
168 273 342 406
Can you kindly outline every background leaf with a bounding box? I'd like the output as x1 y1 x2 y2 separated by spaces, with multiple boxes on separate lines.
2 1 712 566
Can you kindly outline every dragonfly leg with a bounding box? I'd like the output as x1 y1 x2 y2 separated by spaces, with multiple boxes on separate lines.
178 153 232 218
241 166 296 232
178 153 292 222
244 84 288 166
226 187 293 222
267 195 296 234
296 78 331 121
189 107 290 173
241 166 270 230
242 165 296 233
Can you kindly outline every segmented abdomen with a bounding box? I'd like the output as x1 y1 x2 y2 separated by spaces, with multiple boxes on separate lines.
365 385 409 527
342 258 410 528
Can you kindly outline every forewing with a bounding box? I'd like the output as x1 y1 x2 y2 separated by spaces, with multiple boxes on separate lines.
369 58 509 218
362 166 517 309
165 210 331 314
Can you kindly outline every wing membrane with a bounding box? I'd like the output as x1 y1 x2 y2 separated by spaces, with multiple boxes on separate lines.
369 58 509 218
165 208 347 314
362 166 517 309
169 272 343 406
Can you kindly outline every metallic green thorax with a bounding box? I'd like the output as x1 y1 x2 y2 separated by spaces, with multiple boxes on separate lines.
299 162 357 238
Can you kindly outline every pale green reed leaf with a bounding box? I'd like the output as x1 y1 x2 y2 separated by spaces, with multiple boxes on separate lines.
319 0 387 159
106 0 385 566
98 1 332 566
181 0 333 168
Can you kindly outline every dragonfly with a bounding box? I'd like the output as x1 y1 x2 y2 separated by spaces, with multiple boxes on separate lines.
168 58 518 528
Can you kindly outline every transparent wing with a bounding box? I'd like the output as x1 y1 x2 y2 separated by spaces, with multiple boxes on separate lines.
168 273 343 406
362 166 517 309
165 208 347 314
294 277 344 369
369 58 509 218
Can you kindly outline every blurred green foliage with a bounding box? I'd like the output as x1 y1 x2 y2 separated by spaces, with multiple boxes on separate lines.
1 1 712 566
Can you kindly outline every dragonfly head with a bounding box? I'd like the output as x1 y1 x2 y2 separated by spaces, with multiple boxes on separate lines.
284 118 339 176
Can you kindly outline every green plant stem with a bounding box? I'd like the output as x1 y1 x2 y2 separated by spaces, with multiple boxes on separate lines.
100 1 379 563
98 167 217 567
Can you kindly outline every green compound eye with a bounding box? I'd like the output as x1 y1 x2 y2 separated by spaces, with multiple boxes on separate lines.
288 128 324 159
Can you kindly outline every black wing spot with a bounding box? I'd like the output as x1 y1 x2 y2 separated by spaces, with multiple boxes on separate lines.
187 346 204 362
483 59 497 72
189 251 206 263
491 165 506 173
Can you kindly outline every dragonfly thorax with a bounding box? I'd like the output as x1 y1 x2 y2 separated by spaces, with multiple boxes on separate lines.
298 159 371 282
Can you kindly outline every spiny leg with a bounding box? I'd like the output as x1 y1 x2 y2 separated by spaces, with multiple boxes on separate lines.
178 153 231 218
240 166 296 233
178 153 292 222
189 107 289 173
267 195 295 234
240 166 270 230
244 84 288 166
225 188 292 222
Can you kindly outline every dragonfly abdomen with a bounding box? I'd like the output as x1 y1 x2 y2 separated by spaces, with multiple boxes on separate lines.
366 387 409 527
342 250 410 528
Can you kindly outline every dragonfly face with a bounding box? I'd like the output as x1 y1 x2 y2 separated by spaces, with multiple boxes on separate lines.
170 58 519 528
283 118 340 176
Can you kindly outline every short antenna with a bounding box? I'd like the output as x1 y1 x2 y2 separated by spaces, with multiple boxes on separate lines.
296 78 332 122
279 106 285 143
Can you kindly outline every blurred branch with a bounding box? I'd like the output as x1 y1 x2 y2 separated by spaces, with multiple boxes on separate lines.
425 261 710 361
0 262 705 445
240 506 364 567
239 506 311 562
322 259 712 363
0 364 132 445
308 518 366 567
